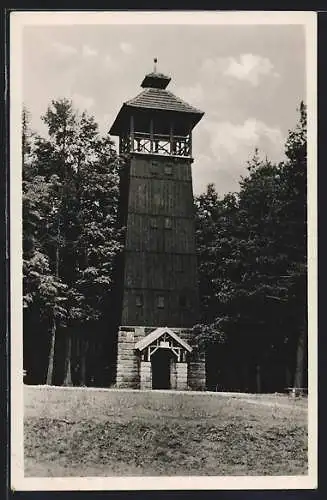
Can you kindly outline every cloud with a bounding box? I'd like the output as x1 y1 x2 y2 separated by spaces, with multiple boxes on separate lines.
52 41 78 56
224 54 278 86
104 54 118 71
72 93 94 111
174 83 204 105
82 44 98 57
202 54 279 86
98 113 115 134
205 118 283 161
192 153 217 194
191 118 285 194
120 42 134 55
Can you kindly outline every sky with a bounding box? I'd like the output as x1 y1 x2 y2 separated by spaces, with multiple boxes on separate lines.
22 19 306 195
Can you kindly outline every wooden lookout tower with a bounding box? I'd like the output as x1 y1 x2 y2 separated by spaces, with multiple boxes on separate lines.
109 61 206 390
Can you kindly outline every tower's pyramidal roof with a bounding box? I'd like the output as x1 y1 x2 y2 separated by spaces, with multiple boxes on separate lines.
109 60 204 136
125 87 203 115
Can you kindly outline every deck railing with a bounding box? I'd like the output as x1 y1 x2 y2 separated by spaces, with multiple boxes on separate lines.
120 131 192 157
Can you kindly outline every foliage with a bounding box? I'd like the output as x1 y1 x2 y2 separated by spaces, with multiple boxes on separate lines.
23 99 122 385
194 103 307 391
23 97 308 392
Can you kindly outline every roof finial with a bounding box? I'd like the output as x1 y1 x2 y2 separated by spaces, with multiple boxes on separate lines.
153 57 158 73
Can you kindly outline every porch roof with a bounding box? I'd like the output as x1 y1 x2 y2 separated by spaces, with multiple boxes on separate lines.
135 327 192 353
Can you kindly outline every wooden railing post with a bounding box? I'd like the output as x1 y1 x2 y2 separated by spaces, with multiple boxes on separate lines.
189 130 192 157
150 118 154 153
170 122 174 155
130 115 134 152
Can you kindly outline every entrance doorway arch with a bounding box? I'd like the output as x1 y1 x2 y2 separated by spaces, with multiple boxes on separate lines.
151 348 177 389
135 327 192 390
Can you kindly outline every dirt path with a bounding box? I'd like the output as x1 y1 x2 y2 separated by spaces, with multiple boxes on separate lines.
226 397 306 412
213 393 307 411
26 385 307 412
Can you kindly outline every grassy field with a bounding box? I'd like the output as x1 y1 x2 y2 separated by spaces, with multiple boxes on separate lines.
24 386 308 477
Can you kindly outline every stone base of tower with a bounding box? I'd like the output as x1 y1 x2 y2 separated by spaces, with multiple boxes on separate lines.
115 327 143 388
115 326 206 391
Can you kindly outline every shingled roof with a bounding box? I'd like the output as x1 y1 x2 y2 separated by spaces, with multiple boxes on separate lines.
109 67 204 136
126 87 203 115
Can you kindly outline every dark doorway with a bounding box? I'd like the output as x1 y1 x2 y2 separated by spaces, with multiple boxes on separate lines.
151 349 172 389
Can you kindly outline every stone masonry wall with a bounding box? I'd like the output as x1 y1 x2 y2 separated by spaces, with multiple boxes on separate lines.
116 326 145 388
116 325 206 390
140 361 152 390
176 362 188 390
188 358 206 391
174 328 206 390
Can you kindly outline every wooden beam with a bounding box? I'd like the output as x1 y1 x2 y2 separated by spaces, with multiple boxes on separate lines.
130 115 134 151
149 346 160 358
150 118 154 152
170 122 174 154
189 130 192 157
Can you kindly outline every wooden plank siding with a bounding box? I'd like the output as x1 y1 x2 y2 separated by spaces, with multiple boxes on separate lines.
129 155 193 182
121 289 199 328
127 178 194 216
124 253 198 289
120 154 199 328
125 215 195 253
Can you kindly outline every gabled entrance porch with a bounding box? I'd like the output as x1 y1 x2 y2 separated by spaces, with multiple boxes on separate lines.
135 327 192 390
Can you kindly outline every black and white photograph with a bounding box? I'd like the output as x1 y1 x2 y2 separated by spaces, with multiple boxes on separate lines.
10 10 317 491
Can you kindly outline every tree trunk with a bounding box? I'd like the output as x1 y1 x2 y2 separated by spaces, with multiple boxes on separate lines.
46 314 56 385
80 339 88 386
285 365 291 389
294 329 306 389
47 220 60 385
242 363 249 393
256 364 262 393
63 334 73 386
55 220 60 276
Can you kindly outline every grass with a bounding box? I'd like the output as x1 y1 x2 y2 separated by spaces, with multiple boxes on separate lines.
24 385 308 477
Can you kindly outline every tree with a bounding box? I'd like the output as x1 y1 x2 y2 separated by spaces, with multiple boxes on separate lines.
194 104 307 392
23 99 122 386
279 102 307 389
23 140 68 384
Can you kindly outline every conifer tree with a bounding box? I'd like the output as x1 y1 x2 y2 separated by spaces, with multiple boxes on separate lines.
194 103 307 392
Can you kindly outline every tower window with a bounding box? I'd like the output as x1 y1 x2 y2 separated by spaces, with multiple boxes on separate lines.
136 294 143 307
150 161 159 175
157 295 165 308
150 217 158 228
164 164 173 176
164 217 172 229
